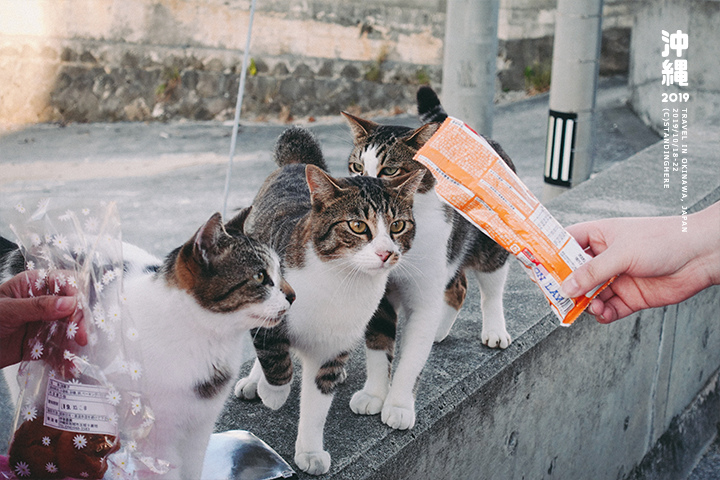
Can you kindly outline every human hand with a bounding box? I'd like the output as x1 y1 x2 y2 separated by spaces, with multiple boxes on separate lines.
0 270 86 369
561 203 720 323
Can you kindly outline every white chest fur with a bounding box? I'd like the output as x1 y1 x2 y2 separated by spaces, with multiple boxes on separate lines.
285 247 389 360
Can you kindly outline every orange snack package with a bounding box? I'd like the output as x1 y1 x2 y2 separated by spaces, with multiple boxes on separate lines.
415 117 612 325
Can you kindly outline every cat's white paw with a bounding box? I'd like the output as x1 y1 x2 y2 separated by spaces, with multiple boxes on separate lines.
234 376 257 400
482 327 512 349
349 390 385 415
257 379 291 410
381 402 416 430
294 450 331 475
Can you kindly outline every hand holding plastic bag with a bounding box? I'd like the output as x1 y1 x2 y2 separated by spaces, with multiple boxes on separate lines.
4 199 163 479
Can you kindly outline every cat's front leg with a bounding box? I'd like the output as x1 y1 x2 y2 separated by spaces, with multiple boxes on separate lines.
295 385 333 474
350 297 395 416
475 264 511 349
237 326 294 409
257 376 292 410
381 297 443 430
350 348 390 415
235 358 293 410
234 357 263 400
294 353 349 475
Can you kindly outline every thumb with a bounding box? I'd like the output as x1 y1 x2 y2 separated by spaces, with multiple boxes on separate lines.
11 296 78 325
561 250 622 298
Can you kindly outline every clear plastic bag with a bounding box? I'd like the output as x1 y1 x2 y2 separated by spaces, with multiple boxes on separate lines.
4 199 165 479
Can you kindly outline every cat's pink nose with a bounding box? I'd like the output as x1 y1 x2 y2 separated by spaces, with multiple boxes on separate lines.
377 250 392 263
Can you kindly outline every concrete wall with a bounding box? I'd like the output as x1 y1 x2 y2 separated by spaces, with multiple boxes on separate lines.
629 0 720 133
0 0 632 125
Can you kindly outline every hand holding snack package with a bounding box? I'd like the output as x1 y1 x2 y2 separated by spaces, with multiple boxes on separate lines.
414 117 612 325
4 200 166 479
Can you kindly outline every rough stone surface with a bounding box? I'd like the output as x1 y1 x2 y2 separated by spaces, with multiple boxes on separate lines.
0 0 633 125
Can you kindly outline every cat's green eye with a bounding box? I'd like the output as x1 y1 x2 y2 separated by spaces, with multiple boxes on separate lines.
253 271 265 284
390 220 406 234
348 220 368 234
350 163 364 174
380 167 399 177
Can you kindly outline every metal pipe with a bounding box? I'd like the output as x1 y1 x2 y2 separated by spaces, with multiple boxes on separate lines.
542 0 604 202
222 0 258 219
441 0 500 137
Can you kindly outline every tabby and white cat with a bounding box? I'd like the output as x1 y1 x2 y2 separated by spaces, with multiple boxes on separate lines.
233 127 423 475
1 211 294 480
342 86 515 431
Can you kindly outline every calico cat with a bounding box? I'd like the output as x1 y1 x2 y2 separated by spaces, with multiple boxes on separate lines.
1 211 294 480
342 86 515 431
233 126 423 475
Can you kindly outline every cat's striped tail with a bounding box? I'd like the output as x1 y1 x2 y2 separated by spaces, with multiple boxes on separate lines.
417 86 448 125
273 126 328 171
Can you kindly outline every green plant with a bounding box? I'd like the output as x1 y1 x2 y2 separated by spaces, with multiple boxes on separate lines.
248 58 258 76
156 67 181 100
524 63 551 95
415 68 430 85
365 64 382 82
364 44 391 83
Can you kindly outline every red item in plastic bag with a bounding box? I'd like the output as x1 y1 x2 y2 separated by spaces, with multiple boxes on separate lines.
8 414 119 479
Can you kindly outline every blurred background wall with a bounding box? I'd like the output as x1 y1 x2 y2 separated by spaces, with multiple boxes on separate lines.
0 0 632 125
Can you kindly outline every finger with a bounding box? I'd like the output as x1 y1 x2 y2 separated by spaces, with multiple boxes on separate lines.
591 296 637 324
587 298 610 323
8 296 78 326
601 295 637 323
565 223 593 249
586 296 622 324
592 302 620 324
41 271 80 298
73 308 88 346
561 248 625 298
595 284 615 302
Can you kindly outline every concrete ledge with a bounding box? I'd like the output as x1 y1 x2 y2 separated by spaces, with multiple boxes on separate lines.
216 117 720 479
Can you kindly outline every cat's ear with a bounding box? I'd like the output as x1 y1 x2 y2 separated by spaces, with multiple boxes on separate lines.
401 123 441 150
192 212 226 264
225 207 252 235
388 170 426 200
306 164 344 206
342 111 379 143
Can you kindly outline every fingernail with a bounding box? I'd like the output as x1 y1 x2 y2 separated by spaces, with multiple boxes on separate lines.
560 275 580 298
56 297 76 312
588 303 607 322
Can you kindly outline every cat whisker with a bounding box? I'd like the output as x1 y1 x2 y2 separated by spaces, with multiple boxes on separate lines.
250 326 272 349
325 131 355 148
392 261 425 292
259 315 282 330
395 257 425 277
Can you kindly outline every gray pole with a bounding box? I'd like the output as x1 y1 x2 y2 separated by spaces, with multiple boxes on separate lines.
542 0 604 202
441 0 500 137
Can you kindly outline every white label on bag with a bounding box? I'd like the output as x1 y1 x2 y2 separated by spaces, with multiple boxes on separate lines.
44 378 118 436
